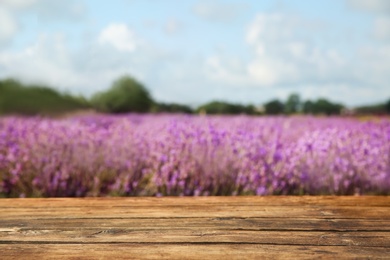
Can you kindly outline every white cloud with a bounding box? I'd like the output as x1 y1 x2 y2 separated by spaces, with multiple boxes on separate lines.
205 14 321 88
0 0 38 9
373 16 390 40
355 45 390 85
0 0 86 20
0 0 86 44
164 19 182 35
205 55 251 86
0 8 18 43
347 0 390 14
347 0 390 42
246 14 299 45
98 23 138 52
1 33 82 90
32 0 86 22
1 2 389 108
245 13 347 86
247 58 299 86
0 31 150 96
203 12 390 105
193 1 247 22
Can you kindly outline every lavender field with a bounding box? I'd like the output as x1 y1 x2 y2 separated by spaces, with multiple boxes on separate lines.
0 114 389 197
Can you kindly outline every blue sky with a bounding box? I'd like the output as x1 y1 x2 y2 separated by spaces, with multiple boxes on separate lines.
0 0 389 107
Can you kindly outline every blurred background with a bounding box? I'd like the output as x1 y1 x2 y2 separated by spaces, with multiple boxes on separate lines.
0 0 389 116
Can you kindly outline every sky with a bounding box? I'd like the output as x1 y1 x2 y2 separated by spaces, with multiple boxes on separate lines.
0 0 389 108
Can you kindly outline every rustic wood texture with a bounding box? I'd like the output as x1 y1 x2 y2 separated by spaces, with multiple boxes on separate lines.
0 196 389 259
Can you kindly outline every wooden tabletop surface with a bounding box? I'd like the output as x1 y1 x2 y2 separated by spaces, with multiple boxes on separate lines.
0 196 389 259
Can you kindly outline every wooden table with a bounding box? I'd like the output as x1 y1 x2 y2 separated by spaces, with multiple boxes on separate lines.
0 196 389 259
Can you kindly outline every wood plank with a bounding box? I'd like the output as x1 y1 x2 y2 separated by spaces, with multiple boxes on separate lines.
0 196 389 207
1 244 389 260
1 205 389 219
0 229 389 247
1 217 389 231
0 196 389 259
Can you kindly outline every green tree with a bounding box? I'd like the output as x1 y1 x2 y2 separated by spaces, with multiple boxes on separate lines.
264 99 284 115
355 104 386 115
196 101 256 115
284 93 301 114
302 98 343 115
314 99 343 115
302 100 314 114
152 102 193 114
385 99 390 114
92 75 153 113
0 78 89 116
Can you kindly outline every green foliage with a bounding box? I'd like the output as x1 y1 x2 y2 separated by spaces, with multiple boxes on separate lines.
91 75 153 113
196 101 256 115
264 99 284 115
0 78 90 116
302 100 314 114
284 93 301 114
2 76 387 117
355 103 386 115
353 97 390 115
303 98 343 115
151 102 193 114
386 99 390 114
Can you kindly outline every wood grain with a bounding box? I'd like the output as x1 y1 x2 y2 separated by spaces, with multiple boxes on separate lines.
0 196 389 259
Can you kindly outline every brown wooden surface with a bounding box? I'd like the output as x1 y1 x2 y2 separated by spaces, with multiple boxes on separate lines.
0 196 389 259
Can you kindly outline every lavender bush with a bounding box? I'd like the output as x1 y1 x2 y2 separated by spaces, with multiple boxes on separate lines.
0 114 389 197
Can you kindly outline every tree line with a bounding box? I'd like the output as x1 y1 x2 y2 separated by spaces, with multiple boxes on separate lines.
0 78 89 116
1 75 389 116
